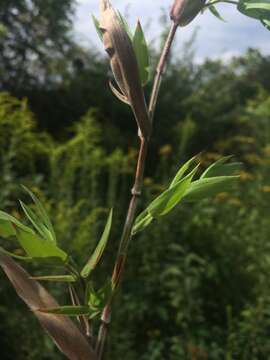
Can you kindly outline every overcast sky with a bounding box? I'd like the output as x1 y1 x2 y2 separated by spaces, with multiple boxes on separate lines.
74 0 270 61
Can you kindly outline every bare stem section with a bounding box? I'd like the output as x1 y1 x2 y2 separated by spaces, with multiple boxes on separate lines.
96 138 148 358
149 22 178 123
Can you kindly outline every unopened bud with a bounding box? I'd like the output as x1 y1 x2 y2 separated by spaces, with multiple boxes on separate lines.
99 0 151 139
170 0 206 26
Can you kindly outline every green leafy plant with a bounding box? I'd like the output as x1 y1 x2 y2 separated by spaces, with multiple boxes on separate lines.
0 0 268 359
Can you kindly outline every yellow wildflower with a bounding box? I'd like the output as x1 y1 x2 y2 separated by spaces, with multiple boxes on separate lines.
228 198 242 207
244 153 262 165
263 145 270 156
239 171 254 181
144 177 153 186
233 136 256 144
159 144 172 156
215 192 229 203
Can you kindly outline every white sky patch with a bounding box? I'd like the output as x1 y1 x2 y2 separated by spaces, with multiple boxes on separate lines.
74 0 270 60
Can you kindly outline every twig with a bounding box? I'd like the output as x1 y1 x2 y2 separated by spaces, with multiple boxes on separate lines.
204 0 238 7
96 22 179 360
68 284 85 332
68 284 92 340
148 22 178 124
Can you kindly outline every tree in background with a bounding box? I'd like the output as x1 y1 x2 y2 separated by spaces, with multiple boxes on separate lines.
0 0 74 91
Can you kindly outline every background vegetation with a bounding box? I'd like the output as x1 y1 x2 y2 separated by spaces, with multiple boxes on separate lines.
0 1 270 359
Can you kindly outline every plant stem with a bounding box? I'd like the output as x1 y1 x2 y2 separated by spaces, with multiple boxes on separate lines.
68 284 91 337
148 22 178 124
96 137 148 359
204 0 238 7
96 22 179 360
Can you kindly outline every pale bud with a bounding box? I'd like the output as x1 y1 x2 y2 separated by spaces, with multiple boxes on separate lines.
170 0 206 26
99 0 151 139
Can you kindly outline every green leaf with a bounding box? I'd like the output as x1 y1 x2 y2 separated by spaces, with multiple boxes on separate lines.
170 155 198 188
22 186 56 243
81 209 113 278
15 227 68 263
19 201 53 242
209 5 225 21
262 18 270 28
89 311 101 319
0 219 16 238
30 275 76 282
88 280 112 311
183 176 239 202
92 14 103 41
201 156 242 179
0 210 34 234
38 305 90 316
240 0 270 12
238 0 270 26
132 165 199 235
117 11 132 39
132 20 150 85
132 212 153 235
147 165 199 217
0 247 32 261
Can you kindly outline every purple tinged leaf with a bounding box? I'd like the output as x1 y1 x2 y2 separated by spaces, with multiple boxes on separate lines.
109 81 130 104
38 305 90 316
0 250 97 360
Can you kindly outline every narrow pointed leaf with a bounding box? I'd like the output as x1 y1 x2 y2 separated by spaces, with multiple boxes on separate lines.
109 81 130 104
30 275 76 282
201 156 242 179
132 21 150 85
0 210 34 234
19 201 53 242
22 186 56 243
92 14 103 41
209 5 225 21
0 219 16 238
89 311 101 319
0 251 97 360
0 248 32 261
147 165 199 217
170 155 198 188
88 280 112 311
183 176 239 202
262 18 270 28
117 10 132 39
81 209 113 278
39 305 90 316
132 212 153 235
237 0 270 30
132 164 199 234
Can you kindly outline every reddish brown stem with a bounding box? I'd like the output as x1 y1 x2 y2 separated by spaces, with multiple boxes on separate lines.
96 138 148 359
148 22 178 123
96 22 179 360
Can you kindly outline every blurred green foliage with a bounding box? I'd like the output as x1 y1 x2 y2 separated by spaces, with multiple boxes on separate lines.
0 6 270 358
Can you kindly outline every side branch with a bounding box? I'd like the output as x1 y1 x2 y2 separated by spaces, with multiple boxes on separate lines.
148 22 178 123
